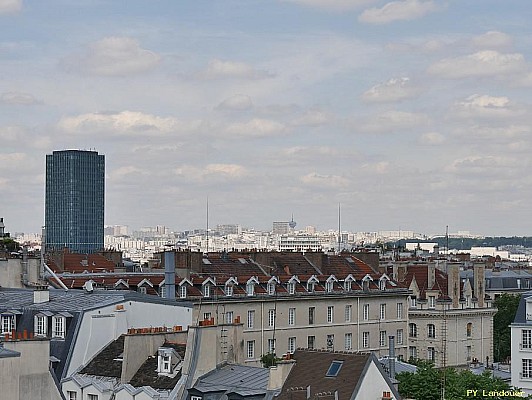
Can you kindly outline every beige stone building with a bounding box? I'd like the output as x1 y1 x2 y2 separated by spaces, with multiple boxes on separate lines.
387 260 496 368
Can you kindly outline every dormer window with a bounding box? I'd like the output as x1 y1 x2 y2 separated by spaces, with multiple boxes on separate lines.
288 282 295 295
52 315 66 339
379 279 386 291
138 286 147 295
429 296 435 309
203 284 211 298
1 314 15 334
307 281 315 292
179 285 187 299
161 354 171 372
246 283 255 296
344 280 352 292
411 297 417 308
157 347 181 377
34 314 48 337
326 281 333 293
225 284 233 297
267 282 276 295
159 285 167 298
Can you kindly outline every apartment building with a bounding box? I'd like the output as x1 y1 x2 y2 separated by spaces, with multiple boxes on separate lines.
511 292 532 394
387 260 496 367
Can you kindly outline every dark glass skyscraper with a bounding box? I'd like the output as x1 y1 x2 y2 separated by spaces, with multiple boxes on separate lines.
45 150 105 253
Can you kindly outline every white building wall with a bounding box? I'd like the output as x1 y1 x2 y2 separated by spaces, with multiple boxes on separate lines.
66 301 192 377
354 359 397 400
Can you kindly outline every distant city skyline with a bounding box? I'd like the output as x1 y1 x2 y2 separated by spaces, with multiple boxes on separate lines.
2 1 532 236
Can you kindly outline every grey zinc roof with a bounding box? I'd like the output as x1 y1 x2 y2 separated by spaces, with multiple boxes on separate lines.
378 356 418 375
193 364 269 396
513 292 532 324
0 288 192 313
0 346 20 358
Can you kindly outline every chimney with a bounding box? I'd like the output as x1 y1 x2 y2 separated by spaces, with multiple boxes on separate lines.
474 263 485 308
268 359 296 390
164 251 176 300
433 245 439 256
427 263 435 289
33 286 50 303
388 335 396 380
447 263 460 308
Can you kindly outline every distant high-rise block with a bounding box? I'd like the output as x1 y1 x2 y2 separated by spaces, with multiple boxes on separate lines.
45 150 105 253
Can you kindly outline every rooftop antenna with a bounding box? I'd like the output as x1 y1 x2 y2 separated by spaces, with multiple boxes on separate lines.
338 203 341 253
206 196 209 254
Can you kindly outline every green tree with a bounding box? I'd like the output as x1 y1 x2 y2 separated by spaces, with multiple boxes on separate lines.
494 293 521 362
398 362 528 400
0 238 20 252
260 352 279 368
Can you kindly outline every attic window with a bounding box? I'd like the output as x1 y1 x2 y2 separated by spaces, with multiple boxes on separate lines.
238 258 247 264
325 360 343 377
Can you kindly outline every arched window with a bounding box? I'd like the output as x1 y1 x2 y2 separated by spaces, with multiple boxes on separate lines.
467 323 472 337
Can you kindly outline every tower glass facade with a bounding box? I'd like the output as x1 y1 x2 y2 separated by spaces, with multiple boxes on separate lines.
45 150 105 253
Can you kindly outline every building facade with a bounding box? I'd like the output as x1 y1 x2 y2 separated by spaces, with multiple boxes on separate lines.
511 292 532 394
45 150 105 253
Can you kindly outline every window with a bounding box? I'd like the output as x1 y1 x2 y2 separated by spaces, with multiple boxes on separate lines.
308 335 315 349
467 323 472 338
246 340 255 359
327 334 334 349
267 282 275 295
467 345 472 361
288 308 296 326
409 346 417 360
268 338 276 354
428 347 435 362
159 285 166 298
429 296 435 309
1 315 15 334
225 285 233 297
288 282 295 295
344 305 352 322
427 324 436 339
344 280 352 292
309 307 315 325
523 330 532 349
410 297 417 308
179 285 187 299
379 279 386 291
268 309 276 327
225 311 234 324
523 359 532 378
246 283 255 296
67 391 77 400
327 306 334 323
203 312 211 321
288 337 296 353
326 280 333 293
396 303 403 319
380 304 386 320
52 316 65 338
344 333 352 350
325 360 343 377
35 315 47 337
88 395 98 400
397 329 403 345
191 396 202 400
203 284 210 298
161 354 171 372
379 330 386 347
363 304 369 321
138 286 147 295
362 331 369 348
409 323 417 338
307 281 315 292
247 310 255 329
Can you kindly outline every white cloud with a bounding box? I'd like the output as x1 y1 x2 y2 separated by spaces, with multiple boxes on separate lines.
199 59 273 80
454 94 523 118
446 155 519 178
356 110 430 133
300 172 350 188
174 163 248 181
362 77 419 103
109 166 144 182
216 94 254 111
0 125 26 141
281 0 376 11
69 36 160 76
0 91 39 105
471 31 513 49
58 111 190 135
291 109 331 127
359 0 439 24
224 118 287 137
428 50 526 79
419 132 445 145
0 0 21 14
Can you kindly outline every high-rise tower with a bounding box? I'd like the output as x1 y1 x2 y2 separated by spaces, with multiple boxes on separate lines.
45 150 105 253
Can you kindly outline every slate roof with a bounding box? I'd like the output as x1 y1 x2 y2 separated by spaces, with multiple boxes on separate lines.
462 269 532 290
0 346 20 358
378 356 417 375
192 364 269 397
80 335 125 377
276 350 373 400
129 342 186 389
513 291 532 324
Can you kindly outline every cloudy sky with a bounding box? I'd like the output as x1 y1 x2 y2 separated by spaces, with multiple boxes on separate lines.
2 0 532 236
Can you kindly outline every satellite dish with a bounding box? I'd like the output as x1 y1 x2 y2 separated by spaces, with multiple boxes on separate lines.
83 281 94 293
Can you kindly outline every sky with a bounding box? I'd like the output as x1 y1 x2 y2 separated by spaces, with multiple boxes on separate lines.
1 0 532 236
